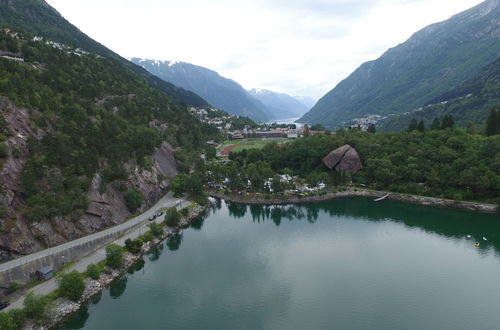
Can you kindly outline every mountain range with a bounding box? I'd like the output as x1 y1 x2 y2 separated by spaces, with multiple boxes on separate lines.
130 58 313 122
298 0 500 129
248 88 310 119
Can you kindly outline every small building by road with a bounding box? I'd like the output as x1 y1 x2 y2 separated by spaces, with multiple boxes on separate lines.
35 266 53 281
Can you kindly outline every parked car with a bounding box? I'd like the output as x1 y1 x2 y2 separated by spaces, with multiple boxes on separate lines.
0 301 10 311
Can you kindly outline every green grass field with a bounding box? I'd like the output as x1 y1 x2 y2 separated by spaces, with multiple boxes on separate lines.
218 138 290 155
232 144 266 152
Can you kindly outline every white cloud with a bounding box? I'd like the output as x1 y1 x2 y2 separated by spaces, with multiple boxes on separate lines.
46 0 484 99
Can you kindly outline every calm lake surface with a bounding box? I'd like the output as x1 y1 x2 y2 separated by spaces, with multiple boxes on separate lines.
59 197 500 330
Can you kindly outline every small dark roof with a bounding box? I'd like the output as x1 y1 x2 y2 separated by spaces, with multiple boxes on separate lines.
38 266 53 274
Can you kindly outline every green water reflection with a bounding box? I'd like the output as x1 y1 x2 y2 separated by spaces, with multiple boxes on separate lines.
59 197 500 330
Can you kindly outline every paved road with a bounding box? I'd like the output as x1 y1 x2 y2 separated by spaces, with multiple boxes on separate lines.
4 192 187 311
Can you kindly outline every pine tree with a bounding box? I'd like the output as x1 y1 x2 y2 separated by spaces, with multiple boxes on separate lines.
367 124 376 133
441 115 455 129
303 125 310 137
485 108 499 136
407 118 418 131
430 118 441 130
417 120 425 132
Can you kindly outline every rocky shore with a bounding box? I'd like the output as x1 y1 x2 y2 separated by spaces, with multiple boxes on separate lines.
208 189 497 214
22 203 211 330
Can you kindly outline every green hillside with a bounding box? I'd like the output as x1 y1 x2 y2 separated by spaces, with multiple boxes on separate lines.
0 30 218 222
378 57 500 131
298 0 500 129
0 0 208 107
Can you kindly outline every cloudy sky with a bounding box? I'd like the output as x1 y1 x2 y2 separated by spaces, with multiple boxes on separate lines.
46 0 484 99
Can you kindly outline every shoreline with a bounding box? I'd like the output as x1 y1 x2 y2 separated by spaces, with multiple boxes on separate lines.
21 191 496 328
208 189 497 214
25 203 211 330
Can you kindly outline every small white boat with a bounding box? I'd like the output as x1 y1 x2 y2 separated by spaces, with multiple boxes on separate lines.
374 193 390 202
483 237 487 241
466 235 471 239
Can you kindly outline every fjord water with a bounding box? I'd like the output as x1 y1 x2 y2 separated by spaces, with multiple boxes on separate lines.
60 198 500 330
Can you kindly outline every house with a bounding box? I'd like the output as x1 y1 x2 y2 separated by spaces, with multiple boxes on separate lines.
252 131 286 139
231 131 244 139
35 266 53 281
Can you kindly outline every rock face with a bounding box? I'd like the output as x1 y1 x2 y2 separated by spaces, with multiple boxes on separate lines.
322 145 362 174
0 100 179 262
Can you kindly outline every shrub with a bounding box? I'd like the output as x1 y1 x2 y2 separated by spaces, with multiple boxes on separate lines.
193 194 208 206
0 311 18 330
105 244 124 269
147 222 163 237
124 188 144 212
0 206 7 219
170 175 186 197
139 231 154 242
124 238 143 254
86 264 101 280
0 142 8 158
7 281 21 294
180 207 189 217
8 309 26 329
23 292 51 323
164 207 180 227
58 271 85 302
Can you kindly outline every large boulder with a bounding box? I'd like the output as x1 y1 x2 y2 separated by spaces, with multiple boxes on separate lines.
322 144 362 174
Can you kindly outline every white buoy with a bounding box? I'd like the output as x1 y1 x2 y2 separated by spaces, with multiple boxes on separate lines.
483 237 487 241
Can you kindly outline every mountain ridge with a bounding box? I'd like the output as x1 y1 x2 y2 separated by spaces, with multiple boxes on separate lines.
298 0 500 128
130 58 272 122
378 55 500 131
0 0 208 107
248 88 310 119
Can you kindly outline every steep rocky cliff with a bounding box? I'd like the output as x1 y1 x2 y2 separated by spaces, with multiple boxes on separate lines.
0 99 179 262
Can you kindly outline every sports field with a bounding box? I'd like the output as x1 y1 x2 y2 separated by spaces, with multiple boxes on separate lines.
217 138 289 156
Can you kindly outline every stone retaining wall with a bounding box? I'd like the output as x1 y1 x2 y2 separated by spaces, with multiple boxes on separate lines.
0 223 135 287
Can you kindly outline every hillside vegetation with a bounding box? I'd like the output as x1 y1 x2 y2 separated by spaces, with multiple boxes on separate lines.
299 0 500 129
0 0 208 107
379 57 500 131
0 31 218 235
225 128 500 204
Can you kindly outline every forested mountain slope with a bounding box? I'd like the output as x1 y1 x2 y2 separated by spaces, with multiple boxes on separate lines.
0 29 218 262
0 0 208 107
131 58 272 122
299 0 500 129
379 57 500 131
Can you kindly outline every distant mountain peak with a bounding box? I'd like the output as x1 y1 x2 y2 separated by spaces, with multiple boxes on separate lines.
248 88 310 118
131 58 271 121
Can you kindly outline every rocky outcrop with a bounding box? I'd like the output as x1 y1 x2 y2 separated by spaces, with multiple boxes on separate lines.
322 144 362 174
0 99 179 262
0 99 49 260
